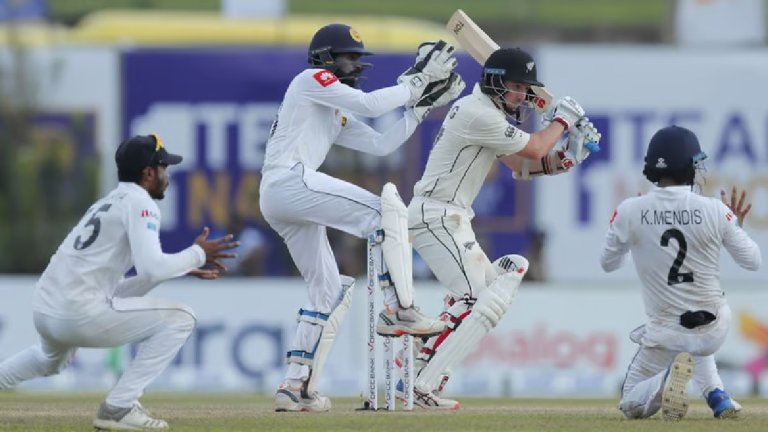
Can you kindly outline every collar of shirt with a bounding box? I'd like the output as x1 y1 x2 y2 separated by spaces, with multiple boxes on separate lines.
650 185 693 196
471 83 505 116
117 181 152 199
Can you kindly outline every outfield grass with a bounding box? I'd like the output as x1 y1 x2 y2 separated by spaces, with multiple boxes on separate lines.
1 393 766 431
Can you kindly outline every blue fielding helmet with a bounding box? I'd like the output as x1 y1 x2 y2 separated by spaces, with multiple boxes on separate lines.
643 125 707 185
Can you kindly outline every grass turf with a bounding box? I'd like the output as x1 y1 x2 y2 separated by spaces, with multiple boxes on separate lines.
1 393 767 431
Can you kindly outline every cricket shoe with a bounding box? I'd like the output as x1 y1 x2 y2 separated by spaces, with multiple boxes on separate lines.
93 401 168 430
412 386 460 410
395 374 450 402
376 306 447 337
274 383 332 412
661 352 694 421
707 388 740 419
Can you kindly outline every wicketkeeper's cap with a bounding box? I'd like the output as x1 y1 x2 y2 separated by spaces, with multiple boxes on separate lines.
115 134 182 177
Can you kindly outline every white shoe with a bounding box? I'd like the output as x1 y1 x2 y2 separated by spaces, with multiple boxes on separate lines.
412 387 460 410
376 307 447 337
661 352 694 421
274 384 332 412
733 399 743 413
93 402 168 430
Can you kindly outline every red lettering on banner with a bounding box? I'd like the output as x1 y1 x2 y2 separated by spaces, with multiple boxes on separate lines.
463 323 617 370
313 70 338 87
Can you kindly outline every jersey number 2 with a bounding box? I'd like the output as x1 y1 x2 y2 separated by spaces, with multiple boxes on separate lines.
74 203 112 250
660 228 694 285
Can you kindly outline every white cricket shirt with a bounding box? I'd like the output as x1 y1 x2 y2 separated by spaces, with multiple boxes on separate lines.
262 68 418 173
34 182 205 318
601 185 761 322
412 84 531 212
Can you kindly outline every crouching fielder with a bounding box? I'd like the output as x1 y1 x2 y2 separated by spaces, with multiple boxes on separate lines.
601 126 759 421
405 47 600 409
259 24 465 412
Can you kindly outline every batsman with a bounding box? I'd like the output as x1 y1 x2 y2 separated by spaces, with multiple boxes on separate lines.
404 47 601 409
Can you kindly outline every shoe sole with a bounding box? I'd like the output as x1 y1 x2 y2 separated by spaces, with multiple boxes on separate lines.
275 393 332 413
376 325 444 337
715 406 739 419
413 401 461 411
93 419 148 430
661 352 694 421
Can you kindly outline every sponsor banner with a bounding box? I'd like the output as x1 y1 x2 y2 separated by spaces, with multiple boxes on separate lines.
121 47 534 274
1 277 765 397
536 46 768 282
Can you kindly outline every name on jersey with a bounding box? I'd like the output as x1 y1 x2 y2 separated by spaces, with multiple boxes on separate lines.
640 209 703 225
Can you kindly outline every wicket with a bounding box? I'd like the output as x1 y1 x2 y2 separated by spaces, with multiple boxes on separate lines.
362 230 414 411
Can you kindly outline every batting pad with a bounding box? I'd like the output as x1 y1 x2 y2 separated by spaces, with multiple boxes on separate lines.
415 255 527 392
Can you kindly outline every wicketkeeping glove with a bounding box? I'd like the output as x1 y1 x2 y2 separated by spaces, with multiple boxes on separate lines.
407 72 465 122
398 40 459 106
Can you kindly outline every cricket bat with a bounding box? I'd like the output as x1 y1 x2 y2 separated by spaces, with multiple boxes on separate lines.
446 9 553 112
446 9 599 154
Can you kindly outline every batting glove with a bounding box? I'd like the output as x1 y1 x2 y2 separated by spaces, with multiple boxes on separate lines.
565 117 601 164
545 96 585 130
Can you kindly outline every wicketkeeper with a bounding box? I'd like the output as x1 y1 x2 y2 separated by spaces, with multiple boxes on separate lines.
259 23 465 412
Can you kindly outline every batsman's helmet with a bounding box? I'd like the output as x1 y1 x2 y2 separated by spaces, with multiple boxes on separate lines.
642 125 707 185
308 24 372 87
480 48 544 120
480 48 543 96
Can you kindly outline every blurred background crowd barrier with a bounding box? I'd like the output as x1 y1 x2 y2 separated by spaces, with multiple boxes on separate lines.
0 0 766 397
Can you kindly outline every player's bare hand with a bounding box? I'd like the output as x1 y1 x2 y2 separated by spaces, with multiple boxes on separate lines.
188 268 220 280
194 227 240 271
720 186 752 225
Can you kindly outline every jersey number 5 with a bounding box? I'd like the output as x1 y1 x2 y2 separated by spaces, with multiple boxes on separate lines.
660 228 694 285
74 203 112 250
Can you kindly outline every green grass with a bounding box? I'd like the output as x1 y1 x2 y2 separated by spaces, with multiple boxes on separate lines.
1 393 767 431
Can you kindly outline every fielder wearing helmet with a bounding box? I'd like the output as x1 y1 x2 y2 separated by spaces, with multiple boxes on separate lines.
308 23 373 88
602 124 757 421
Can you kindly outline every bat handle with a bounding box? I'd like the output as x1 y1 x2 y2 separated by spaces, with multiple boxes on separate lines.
585 142 600 153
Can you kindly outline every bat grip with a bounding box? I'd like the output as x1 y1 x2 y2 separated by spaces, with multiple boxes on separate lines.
585 142 600 153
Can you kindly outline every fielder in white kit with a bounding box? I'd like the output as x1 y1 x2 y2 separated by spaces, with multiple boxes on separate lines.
403 47 601 409
258 24 465 412
0 134 239 430
601 125 760 421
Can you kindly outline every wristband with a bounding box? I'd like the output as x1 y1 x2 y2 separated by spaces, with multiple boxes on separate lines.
553 117 569 130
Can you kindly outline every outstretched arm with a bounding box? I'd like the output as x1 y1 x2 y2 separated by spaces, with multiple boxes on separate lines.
334 113 420 156
720 187 761 270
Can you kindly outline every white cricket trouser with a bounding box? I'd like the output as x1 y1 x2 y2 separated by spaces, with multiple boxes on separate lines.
619 304 731 418
0 296 195 408
408 197 497 299
260 164 389 382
